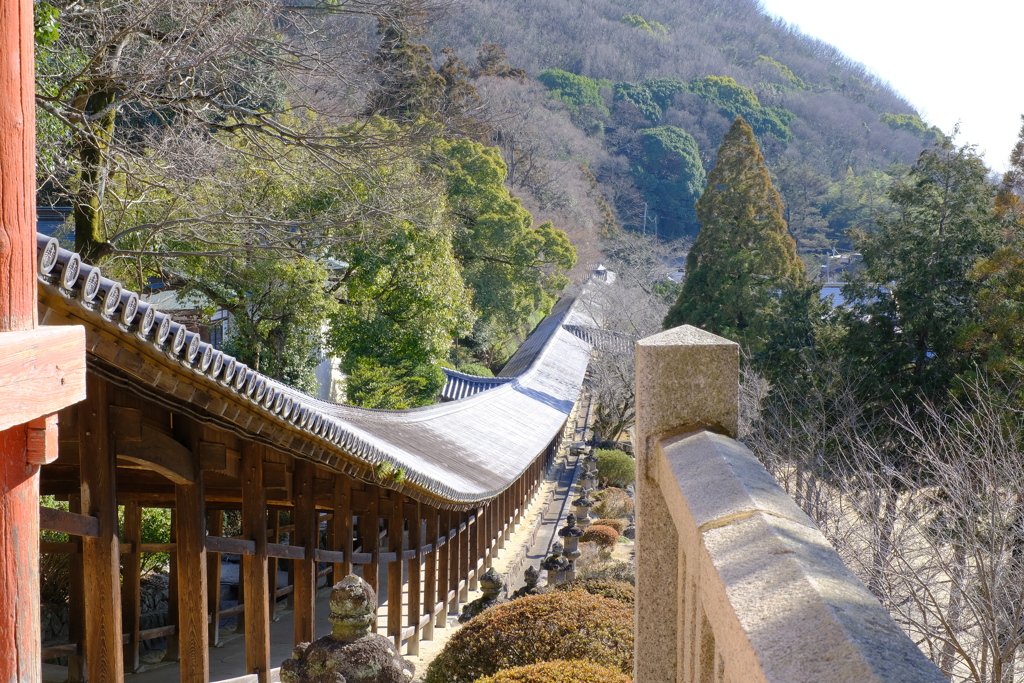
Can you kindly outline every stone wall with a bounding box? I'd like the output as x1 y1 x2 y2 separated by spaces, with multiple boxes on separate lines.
633 325 946 683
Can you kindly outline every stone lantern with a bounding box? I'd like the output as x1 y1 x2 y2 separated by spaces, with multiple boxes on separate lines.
512 565 544 598
573 487 595 528
459 567 508 623
558 513 585 582
540 541 570 586
281 574 414 683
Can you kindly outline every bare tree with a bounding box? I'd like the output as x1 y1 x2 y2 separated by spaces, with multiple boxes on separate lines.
36 0 451 262
746 365 1024 683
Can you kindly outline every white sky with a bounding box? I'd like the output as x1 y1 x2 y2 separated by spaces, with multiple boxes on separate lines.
758 0 1024 172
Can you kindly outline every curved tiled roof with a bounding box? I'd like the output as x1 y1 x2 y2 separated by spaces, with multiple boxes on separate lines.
35 235 594 508
439 369 512 401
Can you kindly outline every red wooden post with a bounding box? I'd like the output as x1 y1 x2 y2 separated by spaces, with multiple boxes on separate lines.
0 0 85 678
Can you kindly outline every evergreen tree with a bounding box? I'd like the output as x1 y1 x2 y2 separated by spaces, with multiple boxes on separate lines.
844 136 1000 402
665 117 810 362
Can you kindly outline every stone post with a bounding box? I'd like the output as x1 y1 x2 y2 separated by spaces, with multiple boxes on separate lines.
634 325 738 683
558 513 584 582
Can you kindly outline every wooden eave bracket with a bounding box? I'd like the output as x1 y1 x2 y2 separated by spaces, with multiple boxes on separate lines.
0 326 86 433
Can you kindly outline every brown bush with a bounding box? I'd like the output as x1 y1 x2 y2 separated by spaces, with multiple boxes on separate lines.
593 487 633 519
474 660 634 683
581 524 619 550
577 560 635 585
423 590 634 683
554 579 634 606
591 518 624 534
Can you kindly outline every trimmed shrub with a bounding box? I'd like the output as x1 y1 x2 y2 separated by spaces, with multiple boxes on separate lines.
423 590 634 683
578 560 635 585
593 487 633 519
581 525 619 550
596 449 635 488
591 518 624 534
554 580 634 606
474 660 634 683
459 363 494 377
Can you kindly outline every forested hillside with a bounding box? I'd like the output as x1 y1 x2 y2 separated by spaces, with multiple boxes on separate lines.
423 0 939 251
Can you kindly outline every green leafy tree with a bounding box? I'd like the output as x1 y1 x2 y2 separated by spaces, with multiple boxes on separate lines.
329 213 475 407
536 69 610 134
688 76 795 142
430 137 577 342
843 137 1000 402
665 117 811 366
630 126 705 238
879 113 944 145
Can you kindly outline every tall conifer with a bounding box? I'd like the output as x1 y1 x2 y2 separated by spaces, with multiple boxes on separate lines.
665 116 809 358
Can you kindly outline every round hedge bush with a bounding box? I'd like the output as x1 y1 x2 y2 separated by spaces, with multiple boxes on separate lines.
473 660 634 683
581 524 619 550
591 518 625 535
423 590 634 683
595 449 635 488
593 488 633 519
554 579 634 606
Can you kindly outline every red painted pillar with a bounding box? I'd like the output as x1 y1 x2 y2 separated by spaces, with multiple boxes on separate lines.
0 0 85 678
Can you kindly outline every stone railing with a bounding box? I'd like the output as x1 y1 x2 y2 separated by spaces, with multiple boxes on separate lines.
634 325 946 683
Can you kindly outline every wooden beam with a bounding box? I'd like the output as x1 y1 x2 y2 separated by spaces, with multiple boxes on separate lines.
122 501 142 672
116 424 195 484
388 493 405 648
173 419 209 683
39 505 98 537
78 375 125 679
0 327 86 432
446 511 458 616
292 459 316 645
241 442 270 682
207 509 223 647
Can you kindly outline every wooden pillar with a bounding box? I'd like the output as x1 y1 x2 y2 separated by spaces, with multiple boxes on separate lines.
67 495 85 682
166 509 180 661
329 475 352 583
122 500 143 672
446 511 459 616
387 492 405 648
497 491 507 551
515 476 524 526
173 419 209 683
292 459 316 645
469 505 480 591
438 509 452 622
79 375 124 679
207 509 223 647
0 0 85 675
268 510 280 621
422 507 437 640
406 500 422 655
360 488 380 607
457 511 469 603
241 442 270 682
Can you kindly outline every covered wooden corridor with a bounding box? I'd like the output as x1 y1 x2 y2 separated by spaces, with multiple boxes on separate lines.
32 236 593 682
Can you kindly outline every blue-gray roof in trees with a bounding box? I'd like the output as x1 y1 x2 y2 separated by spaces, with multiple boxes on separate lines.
35 234 593 507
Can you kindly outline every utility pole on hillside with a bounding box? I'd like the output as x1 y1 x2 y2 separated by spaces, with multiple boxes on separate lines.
642 203 648 235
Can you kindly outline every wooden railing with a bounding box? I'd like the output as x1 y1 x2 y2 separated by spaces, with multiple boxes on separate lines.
633 325 947 683
38 426 563 678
